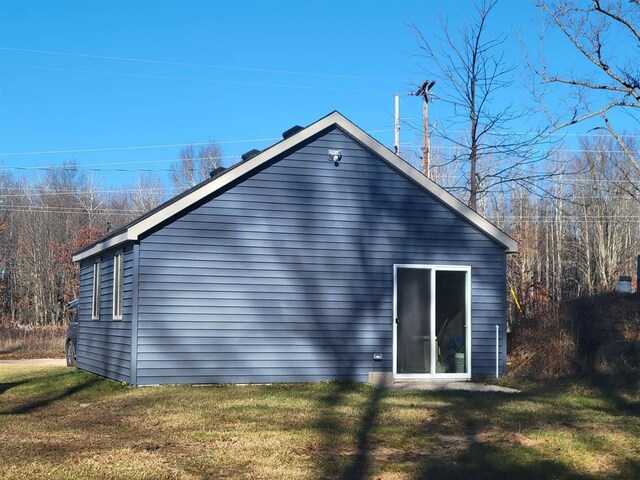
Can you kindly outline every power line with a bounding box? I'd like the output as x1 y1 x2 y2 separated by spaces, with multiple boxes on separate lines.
423 145 639 155
1 47 402 82
0 156 241 170
0 139 631 160
2 167 179 173
0 129 393 158
0 188 179 197
401 119 640 138
0 64 392 95
0 139 276 157
0 207 140 216
1 165 638 177
500 219 640 223
504 215 640 219
0 205 142 213
0 203 135 211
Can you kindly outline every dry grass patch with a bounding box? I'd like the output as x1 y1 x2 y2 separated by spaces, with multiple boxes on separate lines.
1 366 639 479
0 326 66 360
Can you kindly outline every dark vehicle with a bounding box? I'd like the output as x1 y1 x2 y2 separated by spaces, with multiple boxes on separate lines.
66 300 79 367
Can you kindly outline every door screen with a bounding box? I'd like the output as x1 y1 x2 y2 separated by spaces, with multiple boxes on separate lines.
396 267 431 374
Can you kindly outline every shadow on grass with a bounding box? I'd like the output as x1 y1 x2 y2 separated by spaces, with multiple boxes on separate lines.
0 369 73 390
618 457 640 479
0 371 184 471
589 372 640 416
312 382 386 480
0 371 101 415
311 384 599 480
408 374 640 480
415 442 597 480
308 373 640 480
0 380 30 396
402 390 566 480
341 386 385 479
311 382 605 480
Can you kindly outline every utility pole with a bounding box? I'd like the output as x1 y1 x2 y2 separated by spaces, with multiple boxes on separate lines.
413 80 436 178
394 94 400 156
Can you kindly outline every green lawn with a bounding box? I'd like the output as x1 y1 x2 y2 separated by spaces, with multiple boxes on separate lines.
1 366 638 480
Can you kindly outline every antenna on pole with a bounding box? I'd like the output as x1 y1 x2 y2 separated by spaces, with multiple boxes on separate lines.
412 80 436 178
394 94 400 156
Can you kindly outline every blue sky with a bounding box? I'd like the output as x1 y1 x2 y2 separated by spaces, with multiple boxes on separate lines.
0 0 631 190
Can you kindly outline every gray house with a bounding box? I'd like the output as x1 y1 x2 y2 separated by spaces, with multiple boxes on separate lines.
72 111 517 386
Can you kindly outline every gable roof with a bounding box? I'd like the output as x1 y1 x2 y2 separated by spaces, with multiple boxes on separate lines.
72 111 517 262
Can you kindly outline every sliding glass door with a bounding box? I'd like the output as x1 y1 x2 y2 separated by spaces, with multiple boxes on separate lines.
394 265 470 379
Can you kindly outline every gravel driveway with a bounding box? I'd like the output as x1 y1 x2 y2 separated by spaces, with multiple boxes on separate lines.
0 358 67 366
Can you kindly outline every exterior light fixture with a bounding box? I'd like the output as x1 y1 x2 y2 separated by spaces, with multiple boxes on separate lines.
328 149 342 164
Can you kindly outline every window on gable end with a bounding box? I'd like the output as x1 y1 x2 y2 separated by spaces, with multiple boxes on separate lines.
92 260 100 320
112 251 123 320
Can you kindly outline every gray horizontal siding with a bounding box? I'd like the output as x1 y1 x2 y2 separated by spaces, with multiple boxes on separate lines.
138 330 387 340
139 374 361 384
76 245 133 383
137 345 389 355
135 126 507 385
137 322 389 331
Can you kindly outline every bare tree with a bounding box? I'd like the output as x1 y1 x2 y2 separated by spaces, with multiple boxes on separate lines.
501 135 640 309
171 142 222 193
412 0 554 212
129 172 164 215
569 137 639 293
535 0 640 173
0 163 113 326
75 175 107 229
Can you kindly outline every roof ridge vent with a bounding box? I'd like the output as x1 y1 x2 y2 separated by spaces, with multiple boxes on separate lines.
241 149 261 162
209 166 226 178
282 125 304 139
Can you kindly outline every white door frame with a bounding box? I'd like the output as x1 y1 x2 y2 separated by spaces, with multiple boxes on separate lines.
393 264 472 381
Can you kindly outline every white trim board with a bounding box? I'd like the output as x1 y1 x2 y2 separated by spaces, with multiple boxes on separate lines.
393 264 472 380
72 111 517 262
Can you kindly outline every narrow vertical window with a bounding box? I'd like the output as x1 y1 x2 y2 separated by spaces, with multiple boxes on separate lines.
112 252 123 320
92 261 101 319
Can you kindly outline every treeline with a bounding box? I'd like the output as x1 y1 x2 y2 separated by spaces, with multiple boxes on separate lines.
498 138 640 315
0 138 638 327
424 135 640 316
0 164 140 326
0 144 221 327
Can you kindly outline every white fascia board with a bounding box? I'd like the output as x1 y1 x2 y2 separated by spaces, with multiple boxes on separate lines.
73 111 516 260
126 113 343 241
72 114 340 263
333 115 519 253
72 232 130 263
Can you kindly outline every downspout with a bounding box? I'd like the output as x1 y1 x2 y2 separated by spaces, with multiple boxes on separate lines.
495 324 499 378
130 243 140 387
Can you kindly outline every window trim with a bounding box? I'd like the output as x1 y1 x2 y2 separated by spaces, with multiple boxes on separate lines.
91 260 101 320
112 250 124 320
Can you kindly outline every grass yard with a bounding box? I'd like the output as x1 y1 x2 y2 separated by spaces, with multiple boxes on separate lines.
0 366 638 480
